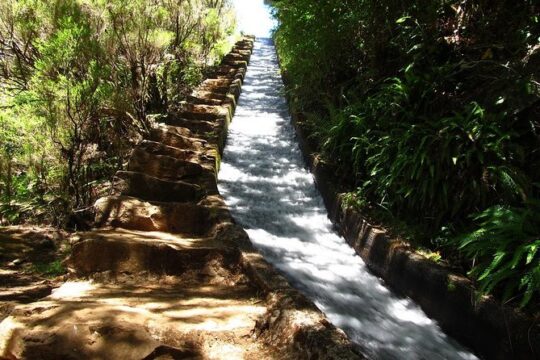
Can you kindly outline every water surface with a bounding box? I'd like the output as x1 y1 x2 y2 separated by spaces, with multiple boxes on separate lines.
218 37 477 360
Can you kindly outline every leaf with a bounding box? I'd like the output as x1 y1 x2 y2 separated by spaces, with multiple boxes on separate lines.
396 16 411 24
478 251 506 281
526 244 538 265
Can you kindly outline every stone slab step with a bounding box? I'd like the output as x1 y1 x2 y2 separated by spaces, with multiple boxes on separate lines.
127 150 218 195
66 228 240 275
221 59 248 70
114 170 204 203
187 90 227 104
232 48 252 56
223 52 250 63
148 124 207 151
94 196 221 235
135 140 210 163
210 65 246 81
194 84 230 95
186 95 223 106
198 78 233 88
162 117 223 140
177 103 230 122
129 148 205 179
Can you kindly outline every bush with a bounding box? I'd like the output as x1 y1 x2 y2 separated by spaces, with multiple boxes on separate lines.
454 202 540 307
0 0 237 225
273 0 540 306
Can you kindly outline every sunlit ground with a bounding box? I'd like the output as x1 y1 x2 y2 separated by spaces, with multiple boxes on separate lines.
231 0 276 38
0 276 270 359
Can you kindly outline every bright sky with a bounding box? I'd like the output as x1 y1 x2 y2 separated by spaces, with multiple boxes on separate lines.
231 0 276 38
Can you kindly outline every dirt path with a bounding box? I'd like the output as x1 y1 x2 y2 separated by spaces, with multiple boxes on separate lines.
0 38 361 360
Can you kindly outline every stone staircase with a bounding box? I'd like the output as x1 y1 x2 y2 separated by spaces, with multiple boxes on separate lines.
0 38 363 360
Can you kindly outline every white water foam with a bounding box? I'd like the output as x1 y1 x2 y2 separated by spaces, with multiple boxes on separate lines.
218 36 478 360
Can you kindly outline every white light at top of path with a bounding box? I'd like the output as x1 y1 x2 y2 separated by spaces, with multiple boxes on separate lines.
232 0 276 38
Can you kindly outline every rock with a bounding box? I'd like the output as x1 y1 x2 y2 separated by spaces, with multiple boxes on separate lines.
177 103 230 122
253 291 363 359
128 148 211 182
161 117 219 138
93 196 217 235
114 171 204 203
135 140 204 162
7 259 22 268
148 125 207 151
141 345 200 360
65 229 237 275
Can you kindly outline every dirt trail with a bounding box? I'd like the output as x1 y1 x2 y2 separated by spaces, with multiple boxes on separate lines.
0 37 361 360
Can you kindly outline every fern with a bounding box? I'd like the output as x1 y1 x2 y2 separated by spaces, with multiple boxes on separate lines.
454 201 540 307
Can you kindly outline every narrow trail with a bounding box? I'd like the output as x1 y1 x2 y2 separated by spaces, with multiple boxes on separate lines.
0 37 360 360
218 38 478 360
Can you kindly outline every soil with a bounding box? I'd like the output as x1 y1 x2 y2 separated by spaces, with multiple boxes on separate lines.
0 226 70 322
0 270 282 360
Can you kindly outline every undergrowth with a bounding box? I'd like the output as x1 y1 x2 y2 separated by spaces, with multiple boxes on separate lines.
273 0 540 308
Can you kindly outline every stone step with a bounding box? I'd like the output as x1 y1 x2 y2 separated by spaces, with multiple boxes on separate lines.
161 117 220 139
94 196 222 235
187 94 223 106
235 40 254 48
192 80 240 104
232 48 252 56
223 52 250 64
177 103 230 122
221 59 248 70
135 140 209 162
199 78 233 88
66 228 240 275
148 124 207 151
128 149 219 194
129 147 205 179
159 117 227 152
211 65 246 81
187 90 227 104
114 170 204 203
194 83 230 95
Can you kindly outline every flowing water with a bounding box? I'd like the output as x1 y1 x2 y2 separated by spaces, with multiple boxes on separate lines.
218 36 478 360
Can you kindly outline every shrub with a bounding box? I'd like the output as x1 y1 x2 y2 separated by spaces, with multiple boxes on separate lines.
454 202 540 307
273 0 540 306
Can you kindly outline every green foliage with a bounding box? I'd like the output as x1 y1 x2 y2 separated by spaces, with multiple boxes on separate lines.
32 259 66 277
274 0 540 306
454 202 540 307
322 78 531 231
0 0 236 225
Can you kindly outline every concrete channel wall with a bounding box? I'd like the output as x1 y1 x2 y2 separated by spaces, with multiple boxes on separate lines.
288 110 540 360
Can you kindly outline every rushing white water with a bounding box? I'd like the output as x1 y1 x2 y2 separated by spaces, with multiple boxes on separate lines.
217 36 478 360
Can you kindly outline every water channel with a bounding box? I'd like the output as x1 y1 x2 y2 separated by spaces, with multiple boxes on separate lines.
220 4 478 358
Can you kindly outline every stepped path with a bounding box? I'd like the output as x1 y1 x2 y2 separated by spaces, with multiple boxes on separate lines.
0 38 360 360
218 38 478 360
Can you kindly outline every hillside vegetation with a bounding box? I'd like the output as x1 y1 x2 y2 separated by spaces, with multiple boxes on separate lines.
273 0 540 308
0 0 235 226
